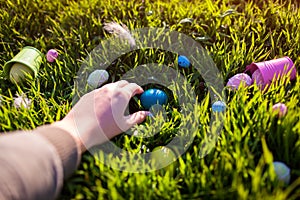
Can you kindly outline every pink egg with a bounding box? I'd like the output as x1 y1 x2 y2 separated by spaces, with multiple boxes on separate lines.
46 49 58 62
272 103 287 117
226 73 252 90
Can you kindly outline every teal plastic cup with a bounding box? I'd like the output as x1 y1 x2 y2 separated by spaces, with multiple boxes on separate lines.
3 46 43 83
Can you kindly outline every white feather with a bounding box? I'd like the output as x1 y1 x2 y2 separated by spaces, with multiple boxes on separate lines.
13 94 31 109
103 22 136 48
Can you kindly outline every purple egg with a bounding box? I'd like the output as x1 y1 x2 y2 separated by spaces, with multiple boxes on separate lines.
226 73 252 90
272 103 287 117
46 49 58 62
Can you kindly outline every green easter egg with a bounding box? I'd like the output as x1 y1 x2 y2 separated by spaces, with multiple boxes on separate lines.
151 146 177 175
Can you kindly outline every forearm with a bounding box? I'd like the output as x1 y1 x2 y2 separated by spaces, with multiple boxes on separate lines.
0 125 81 200
36 125 83 178
0 81 148 200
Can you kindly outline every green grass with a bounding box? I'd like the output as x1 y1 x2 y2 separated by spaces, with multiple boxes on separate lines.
1 0 300 199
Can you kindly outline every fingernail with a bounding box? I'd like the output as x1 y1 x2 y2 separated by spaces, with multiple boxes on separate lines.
147 112 154 118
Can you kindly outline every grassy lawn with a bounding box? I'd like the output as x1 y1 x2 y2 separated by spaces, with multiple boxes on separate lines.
1 0 300 199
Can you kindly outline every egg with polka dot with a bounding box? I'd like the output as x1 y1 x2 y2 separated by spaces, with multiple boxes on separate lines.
212 101 226 112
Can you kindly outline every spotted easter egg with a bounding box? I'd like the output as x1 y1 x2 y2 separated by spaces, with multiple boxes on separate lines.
140 89 168 110
212 101 226 112
273 161 291 184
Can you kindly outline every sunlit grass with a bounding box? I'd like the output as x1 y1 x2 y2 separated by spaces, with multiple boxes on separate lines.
0 0 300 199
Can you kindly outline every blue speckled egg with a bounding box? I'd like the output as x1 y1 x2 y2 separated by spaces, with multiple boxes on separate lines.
178 55 191 68
273 161 290 184
140 89 168 110
212 101 226 112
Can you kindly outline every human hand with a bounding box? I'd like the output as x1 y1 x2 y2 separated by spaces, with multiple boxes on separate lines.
54 81 149 150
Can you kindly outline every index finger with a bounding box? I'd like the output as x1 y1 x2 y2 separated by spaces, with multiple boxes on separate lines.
122 83 144 99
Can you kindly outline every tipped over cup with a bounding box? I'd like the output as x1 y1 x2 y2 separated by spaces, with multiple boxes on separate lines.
245 56 297 90
3 46 43 84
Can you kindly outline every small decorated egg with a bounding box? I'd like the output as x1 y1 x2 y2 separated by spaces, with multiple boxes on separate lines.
140 89 168 110
46 49 58 62
273 161 291 184
226 73 252 90
272 103 287 117
178 55 191 68
150 146 176 171
212 101 226 112
87 70 109 88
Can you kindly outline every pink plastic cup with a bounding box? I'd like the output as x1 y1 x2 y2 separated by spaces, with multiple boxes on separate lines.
245 57 297 89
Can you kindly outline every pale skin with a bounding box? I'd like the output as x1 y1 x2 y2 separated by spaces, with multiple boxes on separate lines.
0 80 149 200
53 80 149 150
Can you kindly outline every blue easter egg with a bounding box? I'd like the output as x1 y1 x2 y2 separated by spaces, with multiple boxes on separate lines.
212 101 226 112
140 89 168 110
178 55 191 68
273 161 291 184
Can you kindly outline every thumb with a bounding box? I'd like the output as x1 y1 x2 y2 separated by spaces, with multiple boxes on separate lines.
124 111 150 128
